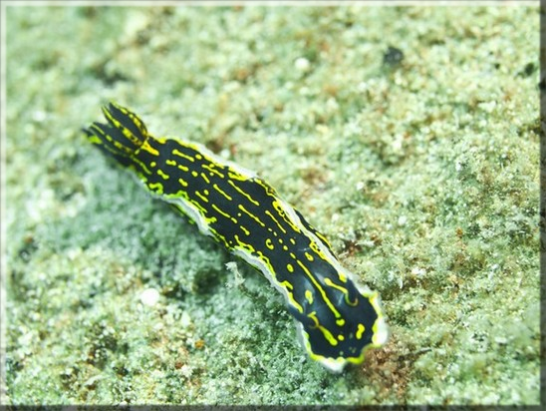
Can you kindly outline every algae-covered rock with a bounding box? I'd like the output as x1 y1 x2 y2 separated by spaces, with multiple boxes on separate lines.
3 4 539 405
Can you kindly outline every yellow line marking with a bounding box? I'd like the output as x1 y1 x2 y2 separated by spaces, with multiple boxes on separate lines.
140 141 159 156
212 203 231 219
265 210 287 234
189 198 208 214
133 158 152 175
280 281 304 313
172 148 195 162
307 311 338 346
213 183 232 201
195 191 209 203
148 182 163 194
228 171 248 181
324 278 348 294
157 169 170 180
234 234 256 253
203 164 225 178
228 180 259 206
238 204 265 227
297 260 341 320
356 324 365 340
273 201 301 233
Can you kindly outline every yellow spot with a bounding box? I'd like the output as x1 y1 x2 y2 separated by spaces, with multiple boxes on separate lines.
290 253 296 259
369 292 379 307
265 238 274 250
283 245 288 251
240 225 250 236
178 164 189 172
166 160 176 166
172 148 195 162
201 172 210 184
196 154 203 159
336 318 345 326
157 169 170 180
356 323 365 340
290 238 296 245
192 171 198 177
151 161 157 167
286 263 294 273
305 252 314 261
178 178 188 187
338 334 345 341
87 135 102 144
305 290 313 305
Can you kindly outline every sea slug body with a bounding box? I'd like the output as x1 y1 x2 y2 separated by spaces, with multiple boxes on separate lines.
83 102 388 372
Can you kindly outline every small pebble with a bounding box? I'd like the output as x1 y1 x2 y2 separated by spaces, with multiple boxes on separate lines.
294 57 310 72
140 288 160 306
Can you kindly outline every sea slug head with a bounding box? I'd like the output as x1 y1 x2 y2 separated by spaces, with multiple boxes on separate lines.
83 102 149 161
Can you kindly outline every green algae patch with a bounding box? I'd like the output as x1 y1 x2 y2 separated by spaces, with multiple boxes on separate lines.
3 4 539 405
